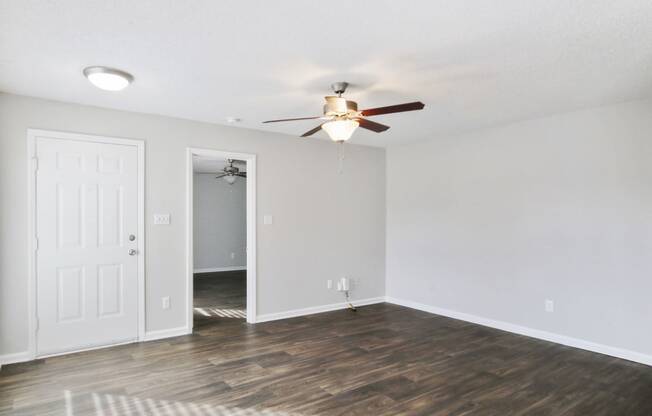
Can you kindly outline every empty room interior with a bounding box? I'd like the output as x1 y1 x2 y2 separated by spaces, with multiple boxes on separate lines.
1 1 652 415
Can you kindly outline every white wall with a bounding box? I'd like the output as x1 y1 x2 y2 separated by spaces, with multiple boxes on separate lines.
387 99 652 358
193 173 246 271
0 93 386 357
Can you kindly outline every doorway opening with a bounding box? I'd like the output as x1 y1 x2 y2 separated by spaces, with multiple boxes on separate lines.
186 148 256 329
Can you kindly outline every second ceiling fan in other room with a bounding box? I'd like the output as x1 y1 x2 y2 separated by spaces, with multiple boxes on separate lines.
262 82 425 143
215 159 246 185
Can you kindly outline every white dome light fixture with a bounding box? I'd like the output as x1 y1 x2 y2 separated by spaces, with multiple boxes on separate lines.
83 66 134 91
224 175 237 185
322 119 359 142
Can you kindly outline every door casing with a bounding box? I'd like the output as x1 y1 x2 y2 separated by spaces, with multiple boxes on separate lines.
27 129 145 359
186 147 257 326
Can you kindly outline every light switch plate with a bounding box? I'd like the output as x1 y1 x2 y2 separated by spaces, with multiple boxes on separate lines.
153 214 170 225
263 215 273 225
545 299 554 313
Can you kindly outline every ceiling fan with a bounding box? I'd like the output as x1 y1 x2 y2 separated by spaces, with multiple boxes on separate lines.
215 159 246 184
262 82 425 142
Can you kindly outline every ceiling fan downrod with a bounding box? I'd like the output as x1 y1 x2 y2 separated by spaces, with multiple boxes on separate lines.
331 82 349 97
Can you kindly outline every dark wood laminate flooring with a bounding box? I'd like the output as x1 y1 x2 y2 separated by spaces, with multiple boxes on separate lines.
194 270 246 323
2 303 652 415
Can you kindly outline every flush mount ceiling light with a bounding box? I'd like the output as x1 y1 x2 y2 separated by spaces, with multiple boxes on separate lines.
83 66 134 91
263 82 425 143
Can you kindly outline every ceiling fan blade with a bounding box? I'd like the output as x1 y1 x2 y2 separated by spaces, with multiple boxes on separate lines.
301 124 323 137
215 174 226 179
357 118 390 133
262 116 322 124
360 101 425 117
236 173 247 177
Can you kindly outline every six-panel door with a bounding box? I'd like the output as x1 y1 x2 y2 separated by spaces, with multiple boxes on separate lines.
36 137 139 356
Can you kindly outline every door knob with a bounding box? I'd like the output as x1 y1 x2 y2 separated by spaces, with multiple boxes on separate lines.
128 249 137 256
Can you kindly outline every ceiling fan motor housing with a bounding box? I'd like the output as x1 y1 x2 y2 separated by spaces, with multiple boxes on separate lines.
323 96 358 117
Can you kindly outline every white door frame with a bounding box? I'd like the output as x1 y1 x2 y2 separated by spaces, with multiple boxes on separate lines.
26 129 146 359
186 148 257 325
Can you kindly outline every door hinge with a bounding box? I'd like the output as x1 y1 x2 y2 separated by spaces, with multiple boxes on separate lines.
31 157 39 172
35 317 39 331
34 236 39 251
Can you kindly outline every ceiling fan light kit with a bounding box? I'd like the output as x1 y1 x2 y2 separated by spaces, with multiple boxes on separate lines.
322 119 359 142
262 81 425 143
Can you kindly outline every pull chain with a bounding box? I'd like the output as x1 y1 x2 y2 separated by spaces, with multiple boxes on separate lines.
337 141 345 174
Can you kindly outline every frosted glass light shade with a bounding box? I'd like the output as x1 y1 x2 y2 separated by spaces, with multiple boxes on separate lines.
322 119 359 142
83 66 133 91
224 175 237 184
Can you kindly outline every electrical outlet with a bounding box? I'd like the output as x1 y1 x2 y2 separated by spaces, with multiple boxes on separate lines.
545 299 554 313
153 214 170 225
162 296 170 310
327 279 333 289
338 277 350 292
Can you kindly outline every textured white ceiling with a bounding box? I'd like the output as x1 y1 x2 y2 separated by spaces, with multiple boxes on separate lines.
193 157 245 174
1 1 651 147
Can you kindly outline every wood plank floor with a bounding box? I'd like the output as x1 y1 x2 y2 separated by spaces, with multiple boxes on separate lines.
2 303 651 415
194 271 246 322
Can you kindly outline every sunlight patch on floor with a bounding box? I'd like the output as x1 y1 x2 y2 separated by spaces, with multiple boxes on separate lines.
62 390 300 416
194 307 246 319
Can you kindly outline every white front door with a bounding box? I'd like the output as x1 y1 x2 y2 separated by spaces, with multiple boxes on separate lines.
35 136 140 356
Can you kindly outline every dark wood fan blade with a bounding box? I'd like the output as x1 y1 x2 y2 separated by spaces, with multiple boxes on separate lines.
357 118 390 133
263 116 322 123
360 101 425 117
215 174 226 179
301 124 323 137
236 173 247 178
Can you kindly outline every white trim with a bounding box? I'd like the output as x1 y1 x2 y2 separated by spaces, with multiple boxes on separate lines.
194 266 246 273
386 297 652 367
26 129 146 361
136 136 146 342
256 297 385 323
143 326 192 342
0 351 33 366
186 148 257 327
1 327 189 367
26 134 37 361
38 338 137 359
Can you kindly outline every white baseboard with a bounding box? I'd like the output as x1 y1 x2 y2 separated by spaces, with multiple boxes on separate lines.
39 339 137 359
0 350 32 367
143 326 192 342
256 297 386 323
386 296 652 367
1 328 190 368
194 266 246 274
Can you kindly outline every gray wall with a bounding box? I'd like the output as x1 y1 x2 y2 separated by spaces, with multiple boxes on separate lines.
387 98 652 357
0 93 386 356
193 173 246 271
